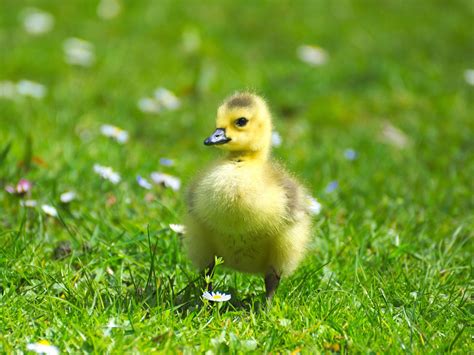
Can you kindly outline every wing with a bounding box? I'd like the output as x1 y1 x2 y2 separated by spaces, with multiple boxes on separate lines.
269 161 310 222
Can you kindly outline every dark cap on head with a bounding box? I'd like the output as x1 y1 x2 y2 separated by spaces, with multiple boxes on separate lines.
225 93 255 109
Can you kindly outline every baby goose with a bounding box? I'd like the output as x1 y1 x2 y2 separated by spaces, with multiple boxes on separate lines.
184 92 312 299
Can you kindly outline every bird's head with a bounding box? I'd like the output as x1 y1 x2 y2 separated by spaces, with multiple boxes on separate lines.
204 92 273 159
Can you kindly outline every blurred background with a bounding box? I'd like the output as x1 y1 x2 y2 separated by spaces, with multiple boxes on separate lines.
1 0 472 224
0 0 472 352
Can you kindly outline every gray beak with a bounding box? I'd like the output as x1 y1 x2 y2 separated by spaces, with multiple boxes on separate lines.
204 128 231 146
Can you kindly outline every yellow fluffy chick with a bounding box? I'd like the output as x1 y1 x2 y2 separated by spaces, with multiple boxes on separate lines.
184 92 312 299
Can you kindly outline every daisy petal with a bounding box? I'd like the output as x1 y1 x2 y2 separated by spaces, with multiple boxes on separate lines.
154 88 181 110
26 341 59 355
169 224 186 234
271 131 282 147
137 97 161 113
94 164 121 184
100 124 129 144
16 80 46 99
60 191 76 203
297 45 329 66
20 199 37 207
307 196 322 215
150 172 181 191
63 38 95 67
41 204 58 217
464 69 474 86
202 291 231 302
21 8 54 35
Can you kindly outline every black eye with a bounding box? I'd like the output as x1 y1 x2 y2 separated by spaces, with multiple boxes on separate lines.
235 117 248 127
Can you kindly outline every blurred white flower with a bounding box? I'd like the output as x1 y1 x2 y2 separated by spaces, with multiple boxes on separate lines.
150 172 181 191
17 80 46 99
136 175 152 190
60 191 76 203
20 200 38 207
307 196 322 215
103 317 119 337
169 224 186 234
0 81 17 99
97 0 121 19
159 158 174 166
154 87 181 110
21 8 54 35
138 88 181 113
297 45 328 66
26 340 59 355
63 38 95 67
343 148 357 161
100 124 129 144
271 131 282 147
93 164 121 184
278 318 291 327
41 204 58 217
380 121 410 149
464 69 474 86
137 97 161 113
202 291 231 302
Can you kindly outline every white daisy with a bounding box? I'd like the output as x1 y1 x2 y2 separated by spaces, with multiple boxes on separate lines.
60 191 76 203
202 291 231 302
150 172 181 191
271 131 282 147
169 224 186 234
137 97 161 113
307 196 322 215
103 317 119 337
93 164 121 184
154 87 181 110
21 8 54 35
41 205 58 217
297 45 328 66
63 38 95 67
136 175 152 190
97 0 121 20
16 80 46 99
380 121 410 149
26 340 59 355
100 124 129 144
20 200 38 208
464 69 474 86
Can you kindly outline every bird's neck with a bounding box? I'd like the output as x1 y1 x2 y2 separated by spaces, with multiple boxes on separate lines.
227 149 270 163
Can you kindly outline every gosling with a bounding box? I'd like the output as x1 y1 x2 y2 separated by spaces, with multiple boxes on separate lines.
184 92 313 299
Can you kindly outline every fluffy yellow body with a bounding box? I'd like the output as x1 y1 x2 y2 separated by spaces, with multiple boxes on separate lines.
184 92 312 282
185 158 311 276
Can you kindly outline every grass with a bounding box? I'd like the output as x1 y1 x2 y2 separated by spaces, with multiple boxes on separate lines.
1 0 473 352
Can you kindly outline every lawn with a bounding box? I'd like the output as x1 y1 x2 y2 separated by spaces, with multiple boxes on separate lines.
1 0 473 353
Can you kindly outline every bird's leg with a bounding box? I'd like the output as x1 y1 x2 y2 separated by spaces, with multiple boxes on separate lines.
264 268 281 300
202 259 216 291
